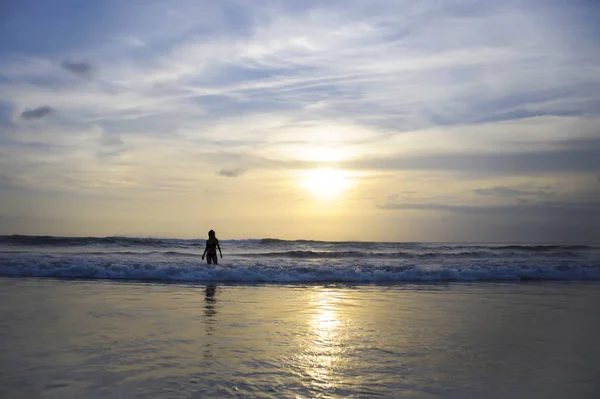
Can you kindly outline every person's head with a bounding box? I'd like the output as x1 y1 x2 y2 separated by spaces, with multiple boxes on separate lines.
208 230 216 239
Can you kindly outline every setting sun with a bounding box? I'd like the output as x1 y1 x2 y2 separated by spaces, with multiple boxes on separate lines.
299 168 353 201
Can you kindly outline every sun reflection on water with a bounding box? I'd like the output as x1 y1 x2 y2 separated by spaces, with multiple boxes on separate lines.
301 289 347 392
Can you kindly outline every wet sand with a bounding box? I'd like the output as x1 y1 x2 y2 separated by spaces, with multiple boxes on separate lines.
0 278 599 398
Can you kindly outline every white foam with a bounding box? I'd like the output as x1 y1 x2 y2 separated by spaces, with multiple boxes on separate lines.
1 238 598 282
1 255 599 282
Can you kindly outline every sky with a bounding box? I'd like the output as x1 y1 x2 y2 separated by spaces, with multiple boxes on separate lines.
0 0 599 242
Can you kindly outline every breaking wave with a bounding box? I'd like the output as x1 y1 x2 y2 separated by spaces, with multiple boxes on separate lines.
1 235 598 283
0 256 599 282
239 250 587 259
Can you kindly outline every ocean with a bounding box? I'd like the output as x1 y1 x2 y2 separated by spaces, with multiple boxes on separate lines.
1 235 599 282
1 236 599 398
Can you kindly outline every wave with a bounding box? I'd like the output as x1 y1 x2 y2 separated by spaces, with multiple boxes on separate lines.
0 235 199 248
258 238 416 249
0 259 598 282
59 251 197 256
0 249 586 260
258 239 596 251
1 236 596 254
238 250 586 259
493 245 592 251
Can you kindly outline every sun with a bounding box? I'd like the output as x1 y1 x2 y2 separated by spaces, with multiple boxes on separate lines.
299 168 353 201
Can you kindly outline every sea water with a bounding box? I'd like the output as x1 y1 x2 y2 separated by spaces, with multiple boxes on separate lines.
1 236 599 398
0 235 599 282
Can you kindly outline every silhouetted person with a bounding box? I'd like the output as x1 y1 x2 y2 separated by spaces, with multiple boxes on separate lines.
202 230 222 264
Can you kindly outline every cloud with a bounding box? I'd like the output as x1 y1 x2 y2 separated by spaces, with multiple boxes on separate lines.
20 106 55 120
474 187 527 197
474 186 553 199
3 1 599 139
377 200 600 218
97 132 126 158
61 60 94 76
217 168 247 177
377 194 600 241
99 133 124 147
346 144 600 176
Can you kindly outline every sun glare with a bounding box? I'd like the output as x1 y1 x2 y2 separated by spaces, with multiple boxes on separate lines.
299 168 353 201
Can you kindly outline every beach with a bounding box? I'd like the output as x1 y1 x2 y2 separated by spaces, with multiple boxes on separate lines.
1 278 599 398
3 0 600 397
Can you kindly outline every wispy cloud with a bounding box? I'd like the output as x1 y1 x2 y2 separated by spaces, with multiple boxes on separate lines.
345 142 600 176
473 187 553 199
377 200 599 216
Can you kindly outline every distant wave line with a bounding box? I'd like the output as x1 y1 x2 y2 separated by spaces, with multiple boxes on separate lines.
240 250 590 259
0 235 595 252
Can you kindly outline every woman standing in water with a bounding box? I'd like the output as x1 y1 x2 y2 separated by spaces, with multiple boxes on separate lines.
202 230 223 264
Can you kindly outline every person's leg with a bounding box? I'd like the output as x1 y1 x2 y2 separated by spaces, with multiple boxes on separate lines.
213 255 218 265
207 255 213 264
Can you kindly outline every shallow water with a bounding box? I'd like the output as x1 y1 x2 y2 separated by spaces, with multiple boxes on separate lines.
0 278 599 398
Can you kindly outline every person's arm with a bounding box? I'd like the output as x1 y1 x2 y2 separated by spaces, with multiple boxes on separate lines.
202 242 207 259
217 239 222 258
